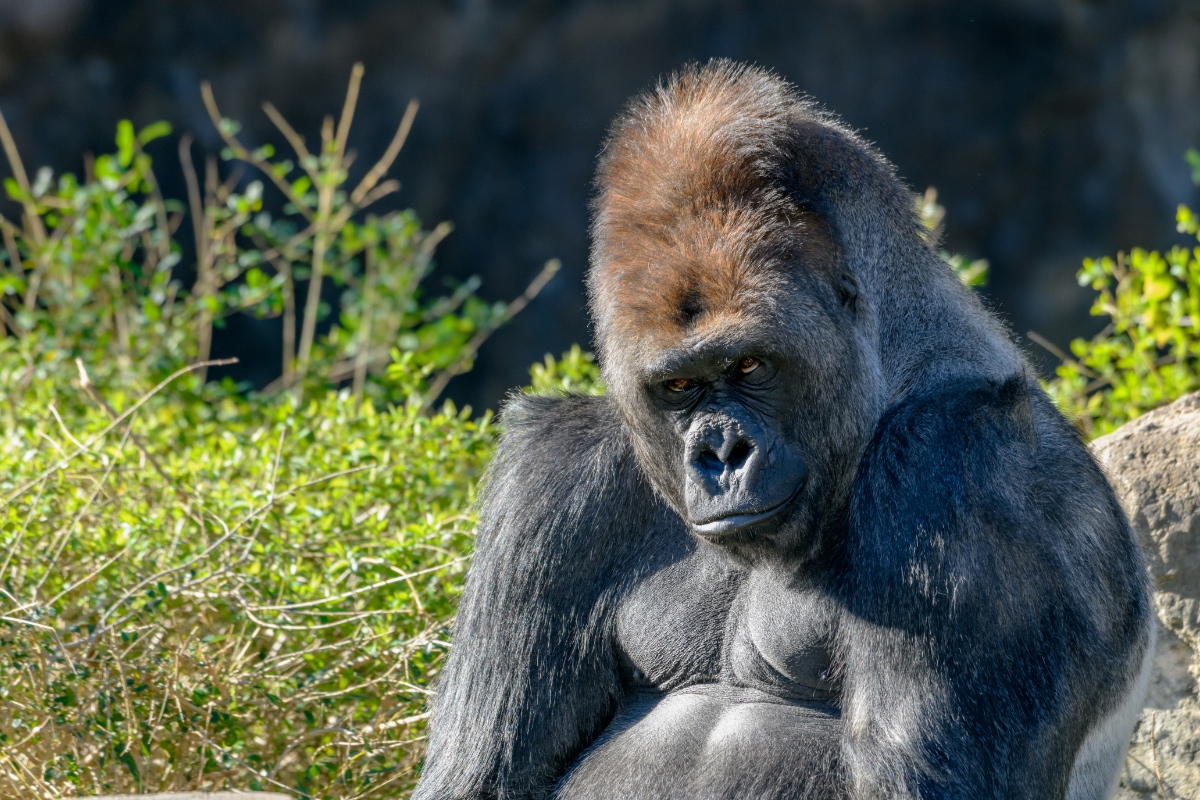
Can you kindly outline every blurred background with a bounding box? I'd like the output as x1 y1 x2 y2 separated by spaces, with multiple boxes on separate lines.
2 0 1198 411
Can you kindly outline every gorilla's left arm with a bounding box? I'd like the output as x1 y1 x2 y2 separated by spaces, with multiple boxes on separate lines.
836 375 1151 799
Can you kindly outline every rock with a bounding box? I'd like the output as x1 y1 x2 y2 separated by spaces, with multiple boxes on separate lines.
1092 392 1200 799
1118 699 1200 799
1094 392 1200 667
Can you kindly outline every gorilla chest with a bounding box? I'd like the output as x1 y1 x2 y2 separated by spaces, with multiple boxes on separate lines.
562 560 843 798
615 554 839 702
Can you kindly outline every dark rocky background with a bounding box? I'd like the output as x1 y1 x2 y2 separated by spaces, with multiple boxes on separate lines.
2 0 1198 410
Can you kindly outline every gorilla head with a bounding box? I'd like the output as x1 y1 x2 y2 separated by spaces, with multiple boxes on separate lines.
587 66 886 562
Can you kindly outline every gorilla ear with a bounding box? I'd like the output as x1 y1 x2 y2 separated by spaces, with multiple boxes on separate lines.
837 272 859 314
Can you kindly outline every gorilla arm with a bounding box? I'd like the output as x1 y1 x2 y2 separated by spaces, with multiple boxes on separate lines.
413 393 660 800
836 376 1151 800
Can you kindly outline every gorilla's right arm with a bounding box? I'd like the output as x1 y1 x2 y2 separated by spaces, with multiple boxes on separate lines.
413 393 661 800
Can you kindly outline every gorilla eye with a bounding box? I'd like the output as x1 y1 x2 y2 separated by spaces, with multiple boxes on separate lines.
738 357 761 374
665 377 696 393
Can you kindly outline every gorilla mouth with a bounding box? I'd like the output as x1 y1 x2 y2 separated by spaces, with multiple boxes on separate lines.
689 483 805 537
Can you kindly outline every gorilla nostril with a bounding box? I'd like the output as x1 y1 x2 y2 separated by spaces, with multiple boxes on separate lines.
727 439 752 470
696 449 723 474
689 425 756 482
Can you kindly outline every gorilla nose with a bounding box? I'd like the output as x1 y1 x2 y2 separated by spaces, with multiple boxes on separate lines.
689 425 756 492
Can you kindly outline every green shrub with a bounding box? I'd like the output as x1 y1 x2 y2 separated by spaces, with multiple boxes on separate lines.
526 344 605 396
1040 151 1200 437
0 371 490 799
0 65 553 799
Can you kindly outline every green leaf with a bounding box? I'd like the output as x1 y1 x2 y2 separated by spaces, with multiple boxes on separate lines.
116 747 141 791
245 267 267 288
4 177 27 202
137 121 173 145
1145 274 1174 301
116 119 136 168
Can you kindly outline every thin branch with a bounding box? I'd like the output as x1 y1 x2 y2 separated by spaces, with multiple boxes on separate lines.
1150 711 1173 799
1025 330 1103 380
422 259 560 410
262 102 316 175
200 81 314 222
74 358 190 500
178 134 217 383
351 99 418 206
334 62 365 165
2 358 237 507
0 104 46 245
249 558 468 612
2 214 24 279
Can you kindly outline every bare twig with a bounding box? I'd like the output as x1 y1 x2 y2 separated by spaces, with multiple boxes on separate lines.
262 101 316 176
200 82 314 222
1026 330 1087 374
334 63 365 165
422 259 561 411
180 134 221 381
1149 710 1173 799
0 105 46 245
74 358 189 499
249 558 468 612
351 99 419 206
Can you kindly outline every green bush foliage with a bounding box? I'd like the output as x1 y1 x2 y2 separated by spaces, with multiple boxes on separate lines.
0 370 490 798
0 65 552 799
526 344 605 396
1042 151 1200 437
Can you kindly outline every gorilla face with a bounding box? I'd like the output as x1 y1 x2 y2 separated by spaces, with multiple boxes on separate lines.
651 349 809 539
622 269 875 561
681 358 809 537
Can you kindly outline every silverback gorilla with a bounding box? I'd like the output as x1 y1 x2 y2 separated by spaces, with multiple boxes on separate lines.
413 61 1154 799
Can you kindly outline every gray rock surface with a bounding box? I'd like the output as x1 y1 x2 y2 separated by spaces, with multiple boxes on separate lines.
1092 392 1200 799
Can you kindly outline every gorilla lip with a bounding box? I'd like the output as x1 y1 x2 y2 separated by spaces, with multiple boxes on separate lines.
689 483 804 537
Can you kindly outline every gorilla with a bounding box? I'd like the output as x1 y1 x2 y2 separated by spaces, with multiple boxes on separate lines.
413 61 1153 800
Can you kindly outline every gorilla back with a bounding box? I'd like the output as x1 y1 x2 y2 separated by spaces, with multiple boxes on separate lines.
414 61 1153 800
